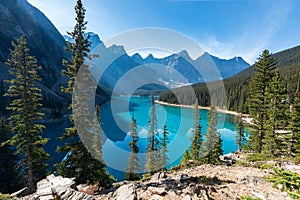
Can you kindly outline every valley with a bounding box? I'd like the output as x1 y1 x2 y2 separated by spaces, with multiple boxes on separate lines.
0 0 299 200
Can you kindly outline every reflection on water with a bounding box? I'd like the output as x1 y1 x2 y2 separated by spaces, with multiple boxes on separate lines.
100 96 240 180
44 96 242 180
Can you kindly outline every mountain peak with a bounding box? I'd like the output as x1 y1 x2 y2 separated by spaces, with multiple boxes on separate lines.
146 53 155 59
178 50 190 58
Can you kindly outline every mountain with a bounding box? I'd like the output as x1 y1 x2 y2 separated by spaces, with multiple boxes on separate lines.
0 0 69 103
159 45 300 112
84 32 249 94
0 1 109 113
63 32 103 51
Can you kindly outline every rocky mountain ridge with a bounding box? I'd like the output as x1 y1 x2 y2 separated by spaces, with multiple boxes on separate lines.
65 32 249 93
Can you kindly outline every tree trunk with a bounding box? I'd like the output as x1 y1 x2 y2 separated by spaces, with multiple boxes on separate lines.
26 143 35 193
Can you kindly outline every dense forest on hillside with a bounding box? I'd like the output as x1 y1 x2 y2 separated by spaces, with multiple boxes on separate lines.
159 46 300 112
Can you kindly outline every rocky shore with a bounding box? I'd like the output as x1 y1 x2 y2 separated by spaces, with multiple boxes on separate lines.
154 100 239 116
15 164 294 200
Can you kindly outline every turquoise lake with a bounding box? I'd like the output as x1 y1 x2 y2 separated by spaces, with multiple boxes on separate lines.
98 96 240 180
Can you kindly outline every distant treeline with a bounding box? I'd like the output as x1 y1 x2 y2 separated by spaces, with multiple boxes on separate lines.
159 46 300 113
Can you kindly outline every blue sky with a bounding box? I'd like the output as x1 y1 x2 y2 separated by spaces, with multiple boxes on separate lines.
27 0 300 64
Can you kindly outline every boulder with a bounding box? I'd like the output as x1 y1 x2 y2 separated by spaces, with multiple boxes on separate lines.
148 186 166 195
150 171 168 183
20 174 95 200
112 183 137 200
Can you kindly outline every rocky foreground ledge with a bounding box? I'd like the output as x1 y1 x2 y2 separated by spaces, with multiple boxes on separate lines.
16 165 294 200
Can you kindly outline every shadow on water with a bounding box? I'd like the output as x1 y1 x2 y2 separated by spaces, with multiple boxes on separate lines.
43 119 70 171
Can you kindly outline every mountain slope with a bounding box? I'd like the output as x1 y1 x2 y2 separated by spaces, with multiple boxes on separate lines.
0 1 109 111
84 33 249 93
0 0 69 91
159 45 300 112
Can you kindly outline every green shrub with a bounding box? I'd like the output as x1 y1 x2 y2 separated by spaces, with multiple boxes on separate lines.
267 168 300 199
0 193 15 200
234 159 251 167
246 153 268 162
293 157 300 165
240 195 262 200
140 173 152 182
260 163 275 170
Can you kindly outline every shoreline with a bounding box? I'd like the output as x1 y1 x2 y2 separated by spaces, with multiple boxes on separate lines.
155 100 239 116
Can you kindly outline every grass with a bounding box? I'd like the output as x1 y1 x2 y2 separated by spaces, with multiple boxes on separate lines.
240 195 262 200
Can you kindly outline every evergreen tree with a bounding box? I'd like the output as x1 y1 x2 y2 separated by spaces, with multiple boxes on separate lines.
56 0 113 187
0 117 20 194
145 95 160 174
190 98 202 161
0 79 7 115
288 87 300 157
201 106 221 164
211 131 223 164
5 35 49 193
180 149 191 167
160 124 169 171
235 113 246 152
264 71 288 157
125 115 140 181
248 50 276 153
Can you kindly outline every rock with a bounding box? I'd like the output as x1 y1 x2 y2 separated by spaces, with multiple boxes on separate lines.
180 174 190 182
191 194 200 200
200 189 210 200
10 187 28 198
149 194 164 200
21 165 296 200
150 172 168 182
162 178 177 185
77 184 100 195
52 187 95 200
167 190 179 199
148 186 166 195
209 186 217 193
34 175 78 200
283 165 300 174
20 174 95 200
112 183 137 200
139 190 152 200
182 195 191 200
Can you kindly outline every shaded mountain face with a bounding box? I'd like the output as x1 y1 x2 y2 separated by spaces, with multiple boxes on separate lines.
83 33 249 94
0 0 69 94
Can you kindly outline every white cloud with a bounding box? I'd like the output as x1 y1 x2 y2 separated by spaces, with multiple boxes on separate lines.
199 37 235 60
197 1 293 64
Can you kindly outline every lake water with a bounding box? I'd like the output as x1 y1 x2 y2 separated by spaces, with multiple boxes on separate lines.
99 96 240 180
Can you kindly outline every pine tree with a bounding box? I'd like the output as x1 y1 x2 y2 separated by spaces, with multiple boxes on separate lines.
145 95 160 174
288 87 300 157
125 115 140 181
235 113 246 152
201 106 221 164
211 131 223 164
56 0 114 187
264 71 288 157
160 124 169 171
0 79 7 115
190 98 202 161
0 117 20 194
5 35 49 193
180 149 191 167
248 50 276 153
